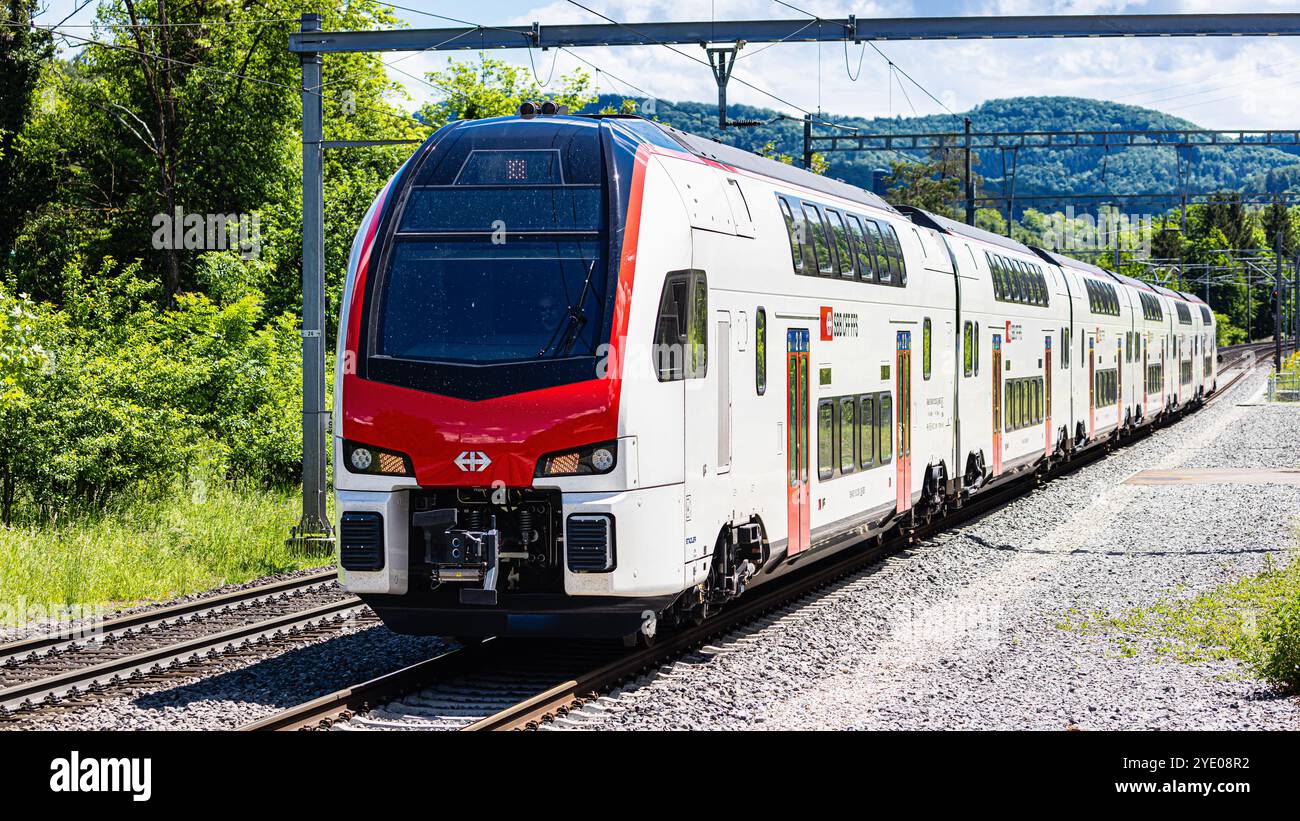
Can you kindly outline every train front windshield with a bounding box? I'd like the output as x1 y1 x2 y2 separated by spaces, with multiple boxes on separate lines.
379 237 605 363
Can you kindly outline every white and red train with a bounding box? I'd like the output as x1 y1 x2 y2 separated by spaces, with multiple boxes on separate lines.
332 112 1216 641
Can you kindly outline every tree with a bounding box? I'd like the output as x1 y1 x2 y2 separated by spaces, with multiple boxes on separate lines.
1261 200 1296 256
418 54 596 128
0 0 53 262
757 140 828 175
883 146 981 218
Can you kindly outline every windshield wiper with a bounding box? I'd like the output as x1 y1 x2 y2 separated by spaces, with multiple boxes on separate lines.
537 259 597 359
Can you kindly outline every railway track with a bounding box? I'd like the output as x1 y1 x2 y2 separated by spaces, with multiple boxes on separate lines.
0 569 362 717
244 345 1280 732
4 342 1275 728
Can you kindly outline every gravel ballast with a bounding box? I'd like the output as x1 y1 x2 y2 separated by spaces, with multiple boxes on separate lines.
551 369 1300 731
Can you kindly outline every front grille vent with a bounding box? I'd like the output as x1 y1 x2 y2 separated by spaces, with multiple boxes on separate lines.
340 511 385 571
566 515 615 573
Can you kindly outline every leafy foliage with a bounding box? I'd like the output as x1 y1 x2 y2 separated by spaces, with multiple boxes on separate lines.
0 260 300 525
419 54 596 127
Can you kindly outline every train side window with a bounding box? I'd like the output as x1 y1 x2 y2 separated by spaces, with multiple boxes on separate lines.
974 322 981 376
826 209 855 279
878 394 893 464
777 197 804 273
839 397 857 475
817 399 834 481
864 220 892 285
988 252 1003 299
653 271 707 382
755 307 767 396
859 394 875 468
689 271 708 378
802 203 833 275
846 214 876 282
887 224 908 285
963 321 974 378
922 318 932 381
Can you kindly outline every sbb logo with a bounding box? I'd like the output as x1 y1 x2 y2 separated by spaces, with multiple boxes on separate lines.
821 306 834 341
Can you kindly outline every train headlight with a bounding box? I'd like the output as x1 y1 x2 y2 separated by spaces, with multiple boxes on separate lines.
535 441 618 477
344 440 412 477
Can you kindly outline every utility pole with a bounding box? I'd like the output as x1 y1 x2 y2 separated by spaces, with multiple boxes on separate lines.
1293 253 1299 341
291 12 331 553
802 115 812 170
705 44 740 130
964 117 975 226
1277 229 1285 372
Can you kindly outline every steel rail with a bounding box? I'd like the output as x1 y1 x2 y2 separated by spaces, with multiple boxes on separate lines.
0 567 341 663
0 599 363 713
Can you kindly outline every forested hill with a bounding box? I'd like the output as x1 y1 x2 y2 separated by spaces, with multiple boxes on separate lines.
581 95 1300 205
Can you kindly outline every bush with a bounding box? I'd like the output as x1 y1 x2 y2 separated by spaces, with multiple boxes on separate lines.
0 257 302 524
1257 597 1300 692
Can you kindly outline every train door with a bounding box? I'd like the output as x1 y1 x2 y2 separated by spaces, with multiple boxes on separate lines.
1176 336 1182 406
1116 338 1124 429
1142 335 1148 415
992 334 1003 477
684 300 725 576
895 331 913 514
786 329 810 556
1044 335 1053 457
1088 336 1096 438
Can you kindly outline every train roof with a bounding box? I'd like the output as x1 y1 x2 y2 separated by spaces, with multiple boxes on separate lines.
638 118 899 215
1113 272 1159 294
898 206 1037 257
1030 246 1124 283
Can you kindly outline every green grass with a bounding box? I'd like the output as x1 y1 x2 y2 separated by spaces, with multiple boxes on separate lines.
0 482 333 625
1060 546 1300 692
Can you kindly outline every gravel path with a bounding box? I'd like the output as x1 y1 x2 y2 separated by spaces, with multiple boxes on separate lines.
551 369 1300 730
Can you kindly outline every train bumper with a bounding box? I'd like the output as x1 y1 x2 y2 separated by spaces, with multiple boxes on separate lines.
335 484 688 636
360 591 678 639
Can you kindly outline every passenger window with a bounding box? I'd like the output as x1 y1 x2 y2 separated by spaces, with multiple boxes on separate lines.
865 220 891 285
886 225 907 285
974 322 980 376
923 318 932 381
755 307 767 396
777 198 803 273
818 399 834 480
802 204 832 275
826 210 855 278
878 394 893 463
846 215 874 281
839 397 856 474
859 395 874 468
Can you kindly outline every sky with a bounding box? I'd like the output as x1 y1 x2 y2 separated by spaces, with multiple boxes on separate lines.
30 0 1300 130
